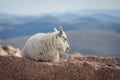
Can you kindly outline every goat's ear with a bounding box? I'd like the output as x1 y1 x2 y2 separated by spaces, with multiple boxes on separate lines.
58 26 63 37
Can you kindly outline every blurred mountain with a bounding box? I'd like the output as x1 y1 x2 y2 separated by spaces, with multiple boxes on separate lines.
0 10 120 39
77 10 120 17
67 29 120 56
0 29 120 56
0 13 15 19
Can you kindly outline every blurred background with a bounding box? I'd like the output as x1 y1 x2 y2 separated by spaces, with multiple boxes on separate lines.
0 0 120 56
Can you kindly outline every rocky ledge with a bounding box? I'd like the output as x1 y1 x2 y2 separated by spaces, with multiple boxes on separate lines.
0 56 120 80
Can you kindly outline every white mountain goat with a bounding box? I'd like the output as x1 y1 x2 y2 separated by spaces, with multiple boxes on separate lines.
21 27 70 62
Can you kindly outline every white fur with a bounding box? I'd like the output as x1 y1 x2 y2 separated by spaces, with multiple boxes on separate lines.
22 27 70 62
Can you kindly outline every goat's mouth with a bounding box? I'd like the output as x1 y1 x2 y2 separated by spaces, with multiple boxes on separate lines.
59 50 65 53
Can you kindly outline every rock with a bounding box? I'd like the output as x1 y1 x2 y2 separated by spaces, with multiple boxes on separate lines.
0 45 22 57
0 56 120 80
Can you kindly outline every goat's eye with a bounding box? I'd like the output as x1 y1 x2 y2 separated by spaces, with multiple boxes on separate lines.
64 38 66 41
63 37 67 41
62 37 67 42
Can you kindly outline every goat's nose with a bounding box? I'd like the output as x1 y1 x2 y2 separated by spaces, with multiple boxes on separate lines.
66 46 70 51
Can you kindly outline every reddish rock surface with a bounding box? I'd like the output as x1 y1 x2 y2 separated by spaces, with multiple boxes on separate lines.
0 56 120 80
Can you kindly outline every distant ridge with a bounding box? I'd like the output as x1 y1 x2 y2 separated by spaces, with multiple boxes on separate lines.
0 10 120 39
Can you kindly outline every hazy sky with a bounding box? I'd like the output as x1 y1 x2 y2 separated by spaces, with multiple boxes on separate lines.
0 0 120 15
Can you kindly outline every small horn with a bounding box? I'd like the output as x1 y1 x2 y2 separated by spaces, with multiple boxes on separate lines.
54 27 58 32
